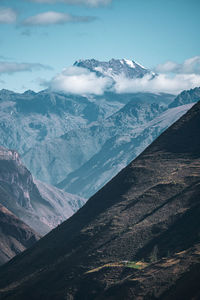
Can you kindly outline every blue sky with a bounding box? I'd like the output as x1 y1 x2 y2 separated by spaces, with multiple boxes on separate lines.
0 0 200 92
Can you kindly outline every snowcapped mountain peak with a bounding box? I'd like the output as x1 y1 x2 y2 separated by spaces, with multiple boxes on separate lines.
123 59 136 68
73 58 152 79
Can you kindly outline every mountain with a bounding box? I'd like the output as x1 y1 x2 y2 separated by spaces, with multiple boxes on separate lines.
0 101 199 299
0 203 40 265
0 84 175 187
0 146 85 235
169 86 200 108
58 102 194 198
0 60 198 202
74 58 155 79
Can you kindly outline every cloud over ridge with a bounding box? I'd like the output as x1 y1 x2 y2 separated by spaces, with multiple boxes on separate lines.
49 66 112 95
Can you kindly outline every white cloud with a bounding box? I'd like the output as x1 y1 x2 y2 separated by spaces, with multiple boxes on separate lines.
49 66 112 95
0 61 51 74
47 56 200 96
22 11 96 26
0 8 17 24
113 73 200 95
155 56 200 75
29 0 112 6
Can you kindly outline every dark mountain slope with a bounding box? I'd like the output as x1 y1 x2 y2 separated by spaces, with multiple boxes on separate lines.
87 243 200 300
0 102 199 299
0 203 40 265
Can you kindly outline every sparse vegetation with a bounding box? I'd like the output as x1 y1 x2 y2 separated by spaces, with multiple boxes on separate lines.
85 260 148 274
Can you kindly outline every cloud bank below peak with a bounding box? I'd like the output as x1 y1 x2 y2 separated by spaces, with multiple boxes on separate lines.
46 57 200 96
48 66 112 95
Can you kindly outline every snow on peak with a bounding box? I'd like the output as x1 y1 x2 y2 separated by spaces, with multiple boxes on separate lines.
134 61 147 70
124 59 136 68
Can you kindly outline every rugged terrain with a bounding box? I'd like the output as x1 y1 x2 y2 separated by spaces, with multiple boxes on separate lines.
0 146 85 235
0 203 40 265
58 102 194 198
0 59 177 195
0 101 199 299
1 83 199 199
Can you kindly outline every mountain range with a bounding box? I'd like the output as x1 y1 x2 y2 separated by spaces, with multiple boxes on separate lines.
1 59 199 199
74 58 155 79
0 97 199 299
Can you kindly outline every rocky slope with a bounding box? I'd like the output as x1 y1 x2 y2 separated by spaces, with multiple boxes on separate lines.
0 101 199 299
74 58 155 79
58 102 194 198
169 86 200 108
0 146 85 235
22 92 173 186
0 203 40 265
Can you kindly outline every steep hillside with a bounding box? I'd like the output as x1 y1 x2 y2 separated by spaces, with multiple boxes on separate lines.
0 147 85 235
0 204 40 265
59 103 194 198
0 102 199 299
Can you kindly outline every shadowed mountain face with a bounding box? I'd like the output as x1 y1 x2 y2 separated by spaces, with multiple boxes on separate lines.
0 204 40 265
0 102 199 299
0 147 85 235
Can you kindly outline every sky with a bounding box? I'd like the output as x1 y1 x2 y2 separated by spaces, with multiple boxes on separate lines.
0 0 200 93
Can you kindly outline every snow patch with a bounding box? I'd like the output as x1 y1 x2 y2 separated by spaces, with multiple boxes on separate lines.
124 59 136 68
135 61 147 69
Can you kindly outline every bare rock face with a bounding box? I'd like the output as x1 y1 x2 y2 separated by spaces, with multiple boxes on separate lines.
0 146 86 235
169 86 200 108
0 203 40 265
0 102 199 299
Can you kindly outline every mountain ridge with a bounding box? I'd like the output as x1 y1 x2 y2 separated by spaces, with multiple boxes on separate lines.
73 58 154 79
0 101 199 299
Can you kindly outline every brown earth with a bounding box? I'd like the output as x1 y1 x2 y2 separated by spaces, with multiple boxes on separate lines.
0 203 40 265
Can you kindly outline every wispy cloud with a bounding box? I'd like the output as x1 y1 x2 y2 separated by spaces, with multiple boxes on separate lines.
0 8 17 24
155 56 200 75
0 61 51 74
22 11 96 26
29 0 112 7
